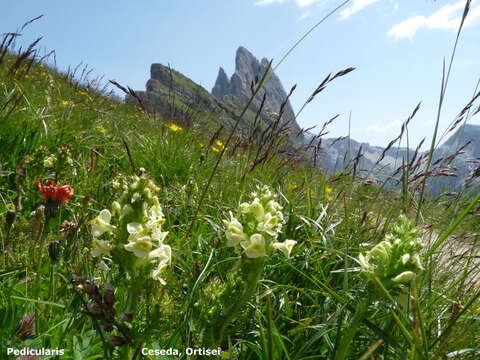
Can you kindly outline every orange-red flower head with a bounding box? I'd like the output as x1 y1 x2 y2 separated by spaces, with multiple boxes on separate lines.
36 180 74 204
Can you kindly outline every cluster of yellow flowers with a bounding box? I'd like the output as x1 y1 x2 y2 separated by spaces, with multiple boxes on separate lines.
223 185 296 258
60 100 75 107
90 175 171 284
43 154 57 169
211 140 225 153
358 216 424 288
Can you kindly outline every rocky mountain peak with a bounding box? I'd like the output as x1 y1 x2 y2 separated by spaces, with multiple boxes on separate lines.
212 46 301 134
235 46 262 78
212 67 230 99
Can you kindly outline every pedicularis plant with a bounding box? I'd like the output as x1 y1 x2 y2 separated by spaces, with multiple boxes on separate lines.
90 174 172 305
197 185 297 345
335 216 425 360
87 174 174 357
358 215 424 291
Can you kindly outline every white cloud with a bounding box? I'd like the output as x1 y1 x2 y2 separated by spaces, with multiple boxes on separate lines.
367 119 403 134
298 10 312 20
393 3 399 12
388 0 480 39
387 15 427 38
296 0 317 7
255 0 319 7
340 0 380 20
255 0 287 6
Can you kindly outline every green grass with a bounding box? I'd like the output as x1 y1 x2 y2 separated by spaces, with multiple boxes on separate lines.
1 31 480 360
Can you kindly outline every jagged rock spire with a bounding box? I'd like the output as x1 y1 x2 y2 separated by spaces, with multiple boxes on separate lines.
212 46 301 133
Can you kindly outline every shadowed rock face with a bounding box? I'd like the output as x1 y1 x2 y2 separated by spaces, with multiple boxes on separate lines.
212 46 301 134
212 67 230 98
126 63 241 125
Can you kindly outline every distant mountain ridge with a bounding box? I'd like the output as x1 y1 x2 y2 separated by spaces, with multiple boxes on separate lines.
126 47 480 191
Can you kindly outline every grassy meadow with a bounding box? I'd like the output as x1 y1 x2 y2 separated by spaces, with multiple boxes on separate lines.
1 14 480 360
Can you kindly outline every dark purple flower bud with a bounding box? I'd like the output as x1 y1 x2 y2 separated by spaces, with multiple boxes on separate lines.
74 275 86 284
104 306 116 319
86 301 102 315
21 355 39 360
16 314 35 340
99 321 114 332
121 312 134 323
103 284 115 307
82 281 95 295
108 336 127 347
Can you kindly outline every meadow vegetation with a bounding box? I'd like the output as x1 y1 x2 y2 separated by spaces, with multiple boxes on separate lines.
1 8 480 360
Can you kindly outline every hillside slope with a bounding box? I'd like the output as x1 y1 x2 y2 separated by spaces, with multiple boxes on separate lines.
1 37 480 359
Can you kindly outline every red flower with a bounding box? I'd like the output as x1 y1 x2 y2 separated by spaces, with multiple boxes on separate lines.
36 180 74 204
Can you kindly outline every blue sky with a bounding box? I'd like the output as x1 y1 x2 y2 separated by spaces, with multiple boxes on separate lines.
1 0 479 148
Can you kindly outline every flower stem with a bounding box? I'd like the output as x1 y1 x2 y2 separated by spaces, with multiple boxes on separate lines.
334 294 372 360
206 257 265 346
34 216 50 298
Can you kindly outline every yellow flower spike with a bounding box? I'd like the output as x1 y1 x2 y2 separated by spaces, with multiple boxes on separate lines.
325 186 333 193
211 146 221 152
167 123 183 132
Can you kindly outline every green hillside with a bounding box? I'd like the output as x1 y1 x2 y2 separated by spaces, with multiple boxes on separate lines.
1 38 480 360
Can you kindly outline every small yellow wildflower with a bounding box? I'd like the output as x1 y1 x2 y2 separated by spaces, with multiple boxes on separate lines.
325 186 333 201
211 139 226 152
96 125 107 133
167 123 183 132
61 100 75 107
198 142 205 148
287 183 298 191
